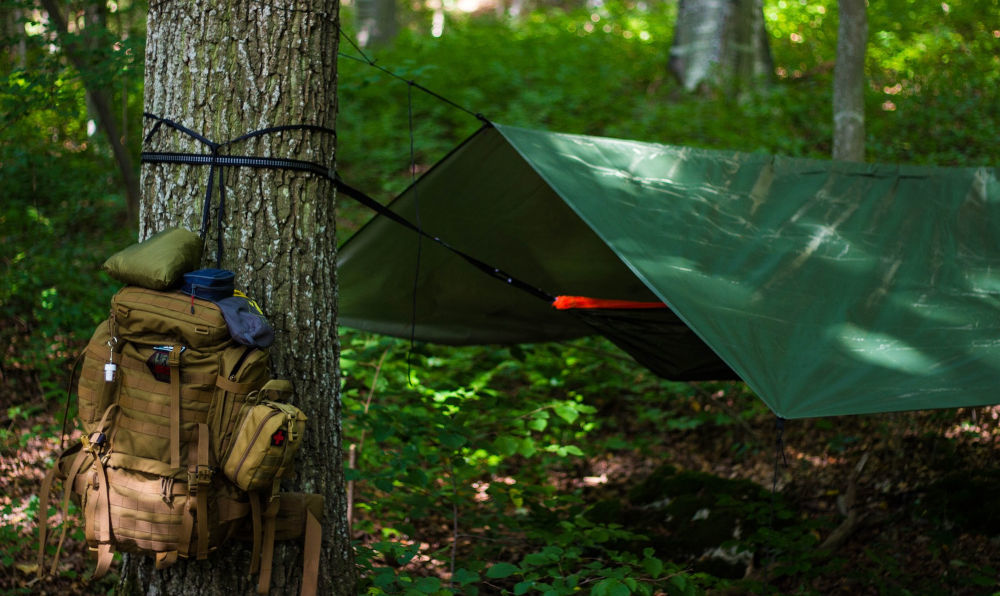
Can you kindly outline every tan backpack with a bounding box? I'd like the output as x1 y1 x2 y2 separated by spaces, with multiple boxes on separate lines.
37 286 321 595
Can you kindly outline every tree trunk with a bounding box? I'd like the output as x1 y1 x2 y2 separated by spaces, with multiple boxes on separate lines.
119 1 354 594
356 0 398 47
668 0 772 94
5 7 27 67
39 0 141 225
833 0 867 162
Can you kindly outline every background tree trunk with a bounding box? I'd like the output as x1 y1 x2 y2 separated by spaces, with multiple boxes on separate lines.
668 0 772 94
39 0 141 225
356 0 398 47
119 1 354 594
833 0 867 161
5 7 27 67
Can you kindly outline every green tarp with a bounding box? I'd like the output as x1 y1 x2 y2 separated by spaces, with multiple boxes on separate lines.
337 123 1000 419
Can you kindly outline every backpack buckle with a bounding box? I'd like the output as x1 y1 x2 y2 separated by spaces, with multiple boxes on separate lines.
86 431 108 455
187 465 213 493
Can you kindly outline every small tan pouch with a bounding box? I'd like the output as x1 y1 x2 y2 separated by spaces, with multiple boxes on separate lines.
220 380 306 492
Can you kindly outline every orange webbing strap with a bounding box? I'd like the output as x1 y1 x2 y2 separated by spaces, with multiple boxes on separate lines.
155 550 178 569
49 447 91 577
551 295 668 310
179 493 195 559
169 344 182 469
36 442 85 578
93 543 114 579
301 507 322 596
90 454 115 578
256 496 281 595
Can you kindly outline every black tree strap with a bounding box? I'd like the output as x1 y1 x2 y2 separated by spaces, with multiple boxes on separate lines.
143 113 340 265
140 114 555 303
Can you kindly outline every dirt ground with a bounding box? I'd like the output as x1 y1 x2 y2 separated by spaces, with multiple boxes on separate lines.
4 364 999 595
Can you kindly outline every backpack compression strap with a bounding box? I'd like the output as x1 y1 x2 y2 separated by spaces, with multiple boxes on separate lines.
249 491 323 596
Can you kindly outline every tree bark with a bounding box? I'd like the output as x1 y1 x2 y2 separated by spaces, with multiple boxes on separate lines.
120 1 354 594
668 0 772 94
833 0 867 162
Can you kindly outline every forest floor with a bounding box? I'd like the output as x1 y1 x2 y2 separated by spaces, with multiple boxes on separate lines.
3 368 1000 595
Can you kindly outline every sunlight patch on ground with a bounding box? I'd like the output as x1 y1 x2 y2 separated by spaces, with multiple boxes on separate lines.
944 406 1000 441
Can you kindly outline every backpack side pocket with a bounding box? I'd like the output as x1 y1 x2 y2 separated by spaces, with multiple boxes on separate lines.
219 380 305 492
209 346 270 462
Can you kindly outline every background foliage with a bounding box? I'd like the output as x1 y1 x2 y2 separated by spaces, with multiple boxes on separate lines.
3 0 1000 594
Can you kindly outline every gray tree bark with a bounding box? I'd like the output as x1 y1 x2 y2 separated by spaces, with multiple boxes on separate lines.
119 1 354 594
833 0 867 162
669 0 772 94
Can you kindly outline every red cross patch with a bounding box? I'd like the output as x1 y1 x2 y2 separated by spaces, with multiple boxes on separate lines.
271 429 287 447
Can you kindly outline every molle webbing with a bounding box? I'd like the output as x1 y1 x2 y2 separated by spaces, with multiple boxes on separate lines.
39 284 321 593
112 287 231 350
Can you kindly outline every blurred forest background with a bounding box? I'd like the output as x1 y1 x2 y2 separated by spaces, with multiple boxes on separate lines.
2 0 1000 594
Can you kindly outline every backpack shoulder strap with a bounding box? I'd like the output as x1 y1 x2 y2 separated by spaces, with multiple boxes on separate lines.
36 442 87 578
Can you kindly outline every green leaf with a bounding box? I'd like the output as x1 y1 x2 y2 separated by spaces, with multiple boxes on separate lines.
373 568 396 588
517 437 537 458
522 551 555 566
413 577 441 593
642 556 664 578
513 580 534 595
439 432 467 449
669 575 695 596
593 578 630 596
373 424 395 441
486 562 520 579
404 468 429 487
452 568 479 586
494 435 519 456
527 416 548 431
553 403 579 424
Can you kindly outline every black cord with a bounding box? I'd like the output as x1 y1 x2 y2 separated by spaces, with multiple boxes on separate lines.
406 83 424 386
336 29 488 124
141 116 556 305
60 352 86 450
764 416 789 590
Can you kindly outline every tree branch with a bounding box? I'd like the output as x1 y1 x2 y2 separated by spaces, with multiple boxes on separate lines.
819 452 869 551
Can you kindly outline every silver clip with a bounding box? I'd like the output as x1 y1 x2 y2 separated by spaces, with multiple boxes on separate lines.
104 337 118 382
